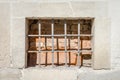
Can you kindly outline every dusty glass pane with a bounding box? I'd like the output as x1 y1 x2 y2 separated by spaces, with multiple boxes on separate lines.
28 20 39 35
41 20 51 35
80 20 92 34
67 20 78 34
27 18 93 67
54 20 64 34
28 37 38 51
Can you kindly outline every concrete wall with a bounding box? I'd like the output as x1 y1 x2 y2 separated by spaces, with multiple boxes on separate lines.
0 3 10 67
93 17 110 69
0 0 120 80
10 1 110 69
108 0 120 68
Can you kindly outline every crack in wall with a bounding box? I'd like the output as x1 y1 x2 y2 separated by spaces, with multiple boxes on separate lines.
68 2 75 17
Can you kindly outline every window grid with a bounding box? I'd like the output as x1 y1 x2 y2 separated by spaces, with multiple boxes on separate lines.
27 19 93 67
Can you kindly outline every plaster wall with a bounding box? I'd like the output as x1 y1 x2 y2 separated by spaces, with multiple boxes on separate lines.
0 0 120 80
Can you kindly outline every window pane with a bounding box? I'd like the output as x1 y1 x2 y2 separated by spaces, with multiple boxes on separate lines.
41 20 51 35
67 36 78 50
28 37 38 51
67 20 78 34
80 20 92 34
27 18 94 67
28 20 38 35
54 20 64 34
27 52 37 67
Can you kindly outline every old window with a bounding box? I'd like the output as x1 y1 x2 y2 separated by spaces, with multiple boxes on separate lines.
26 18 94 68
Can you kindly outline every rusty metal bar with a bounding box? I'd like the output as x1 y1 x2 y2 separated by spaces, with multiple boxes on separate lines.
56 38 59 65
45 37 48 66
81 40 83 66
68 25 71 66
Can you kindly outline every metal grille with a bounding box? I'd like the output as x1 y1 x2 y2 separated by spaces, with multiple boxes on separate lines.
26 18 94 68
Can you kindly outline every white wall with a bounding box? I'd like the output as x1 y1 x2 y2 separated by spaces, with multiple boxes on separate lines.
0 0 119 69
108 0 120 68
0 0 120 80
9 0 120 69
0 3 10 67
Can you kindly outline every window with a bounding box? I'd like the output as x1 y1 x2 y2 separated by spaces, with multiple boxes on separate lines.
26 18 94 68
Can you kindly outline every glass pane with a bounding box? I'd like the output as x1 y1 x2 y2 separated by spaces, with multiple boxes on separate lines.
80 20 92 34
68 52 77 66
40 37 52 51
28 20 38 35
67 36 78 50
67 20 78 34
82 40 91 50
41 20 51 35
82 52 92 67
28 37 38 51
80 37 92 50
54 20 64 34
27 52 37 67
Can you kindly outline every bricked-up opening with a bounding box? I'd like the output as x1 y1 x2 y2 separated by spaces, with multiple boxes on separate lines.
26 18 94 68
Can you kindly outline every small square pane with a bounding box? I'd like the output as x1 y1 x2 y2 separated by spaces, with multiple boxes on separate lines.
54 20 64 34
41 20 51 35
28 20 39 35
28 37 38 51
80 20 92 34
67 20 78 34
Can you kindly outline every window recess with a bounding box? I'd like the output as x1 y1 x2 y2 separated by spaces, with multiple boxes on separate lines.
26 18 94 68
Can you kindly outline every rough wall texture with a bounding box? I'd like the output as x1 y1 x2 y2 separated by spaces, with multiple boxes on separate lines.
108 0 120 68
0 0 120 80
0 3 10 67
0 68 21 80
93 17 110 69
10 1 110 69
11 18 26 68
